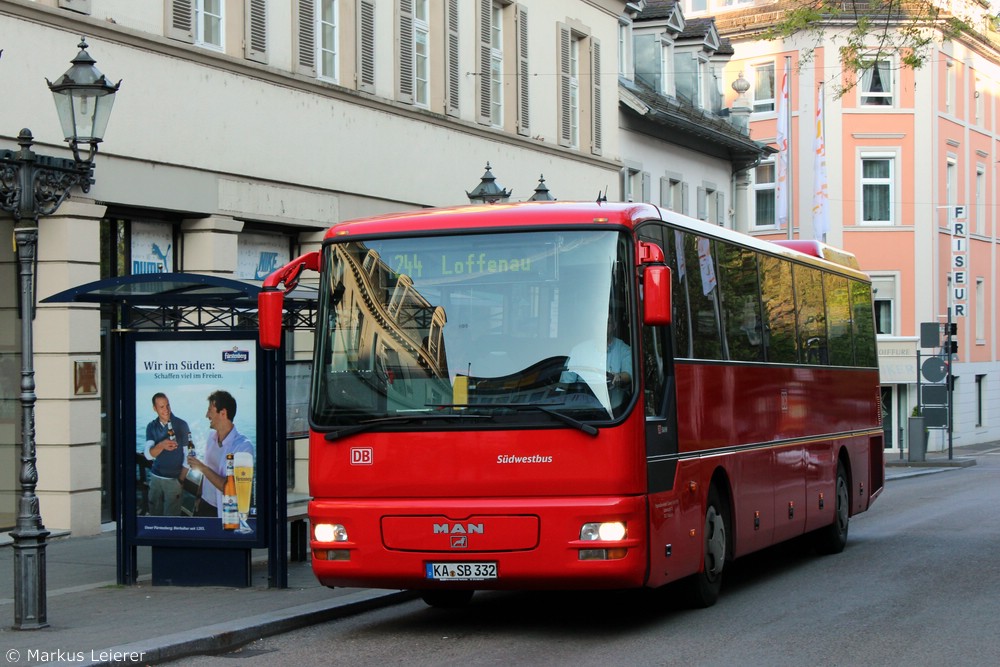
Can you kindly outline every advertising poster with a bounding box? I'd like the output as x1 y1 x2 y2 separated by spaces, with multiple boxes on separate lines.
134 337 259 542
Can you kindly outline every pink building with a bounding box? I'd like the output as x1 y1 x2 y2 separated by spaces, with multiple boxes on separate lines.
695 0 1000 453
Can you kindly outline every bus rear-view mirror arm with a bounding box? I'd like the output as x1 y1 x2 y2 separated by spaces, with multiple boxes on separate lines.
259 250 322 350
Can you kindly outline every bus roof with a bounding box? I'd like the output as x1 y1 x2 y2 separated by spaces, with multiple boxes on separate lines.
324 201 868 281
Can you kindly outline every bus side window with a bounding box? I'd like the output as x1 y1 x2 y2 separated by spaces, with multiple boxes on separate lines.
681 234 723 360
794 265 828 365
759 255 798 363
666 229 692 359
824 274 854 366
850 280 878 367
717 243 763 362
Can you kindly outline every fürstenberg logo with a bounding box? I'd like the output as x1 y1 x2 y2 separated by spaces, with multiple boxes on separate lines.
222 348 250 363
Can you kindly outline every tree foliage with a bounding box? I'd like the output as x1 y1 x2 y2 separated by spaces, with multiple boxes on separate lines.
760 0 983 97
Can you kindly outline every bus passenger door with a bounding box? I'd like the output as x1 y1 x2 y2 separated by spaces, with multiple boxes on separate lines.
639 225 681 587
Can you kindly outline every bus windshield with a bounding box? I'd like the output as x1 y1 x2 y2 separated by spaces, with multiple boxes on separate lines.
311 230 635 431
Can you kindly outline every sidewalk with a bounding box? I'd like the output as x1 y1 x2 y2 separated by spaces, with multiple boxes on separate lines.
0 527 412 667
0 442 992 667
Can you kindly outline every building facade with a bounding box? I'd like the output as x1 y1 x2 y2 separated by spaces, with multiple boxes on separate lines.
1 0 765 535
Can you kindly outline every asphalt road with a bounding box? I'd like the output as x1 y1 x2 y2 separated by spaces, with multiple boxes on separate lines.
168 453 1000 667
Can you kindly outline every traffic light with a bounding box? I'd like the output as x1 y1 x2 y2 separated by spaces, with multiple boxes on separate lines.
946 322 958 336
946 341 958 354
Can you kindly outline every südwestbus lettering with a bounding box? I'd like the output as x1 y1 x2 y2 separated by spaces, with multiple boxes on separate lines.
497 454 553 464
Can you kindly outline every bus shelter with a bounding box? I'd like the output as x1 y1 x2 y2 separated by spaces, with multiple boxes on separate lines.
43 273 316 588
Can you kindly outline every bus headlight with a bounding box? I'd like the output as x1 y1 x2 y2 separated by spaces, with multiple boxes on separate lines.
314 523 348 543
580 521 627 542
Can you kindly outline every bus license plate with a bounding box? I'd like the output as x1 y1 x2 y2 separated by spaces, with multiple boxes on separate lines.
426 562 498 581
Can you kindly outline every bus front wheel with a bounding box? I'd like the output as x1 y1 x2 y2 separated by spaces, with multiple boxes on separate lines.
683 485 729 608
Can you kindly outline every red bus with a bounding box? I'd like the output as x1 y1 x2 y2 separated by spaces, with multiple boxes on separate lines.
259 201 884 607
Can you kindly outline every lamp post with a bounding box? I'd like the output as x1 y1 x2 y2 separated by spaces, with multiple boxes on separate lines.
0 38 119 631
466 162 512 204
528 174 555 201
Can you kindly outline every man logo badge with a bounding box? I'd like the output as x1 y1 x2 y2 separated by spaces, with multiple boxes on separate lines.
450 536 468 549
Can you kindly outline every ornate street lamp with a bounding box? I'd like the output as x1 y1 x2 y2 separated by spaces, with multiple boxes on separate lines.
465 162 511 204
528 174 555 201
0 38 119 631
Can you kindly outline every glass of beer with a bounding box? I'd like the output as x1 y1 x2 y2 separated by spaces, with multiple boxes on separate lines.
233 451 254 534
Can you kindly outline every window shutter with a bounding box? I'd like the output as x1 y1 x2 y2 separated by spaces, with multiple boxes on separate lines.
681 183 690 216
477 0 492 125
515 4 530 136
642 172 651 203
716 191 726 226
445 0 460 117
591 37 602 155
398 0 414 103
660 177 671 210
358 0 376 92
166 0 195 43
245 0 268 64
293 0 316 77
558 24 572 147
697 187 707 220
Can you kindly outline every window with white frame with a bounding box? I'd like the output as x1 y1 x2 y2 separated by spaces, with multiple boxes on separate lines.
414 0 430 107
618 19 631 78
622 165 647 202
196 0 224 51
754 159 776 227
490 2 504 127
319 0 339 82
871 275 896 335
860 58 892 106
661 176 685 214
752 62 775 112
558 21 601 155
861 154 894 224
568 34 580 148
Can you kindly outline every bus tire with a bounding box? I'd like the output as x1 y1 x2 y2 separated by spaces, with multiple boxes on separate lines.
814 461 850 555
420 590 474 608
684 485 729 608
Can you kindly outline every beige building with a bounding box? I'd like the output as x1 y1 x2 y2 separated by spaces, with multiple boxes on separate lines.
1 0 764 536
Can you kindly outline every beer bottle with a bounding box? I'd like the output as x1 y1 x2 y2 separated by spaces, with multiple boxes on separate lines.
222 454 239 530
186 432 195 457
167 421 176 441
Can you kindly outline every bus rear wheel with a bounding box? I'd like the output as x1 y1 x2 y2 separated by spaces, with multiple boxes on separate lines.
683 485 729 608
420 590 474 608
814 461 850 555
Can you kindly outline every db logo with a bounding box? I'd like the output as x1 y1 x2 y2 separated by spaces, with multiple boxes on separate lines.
350 447 373 465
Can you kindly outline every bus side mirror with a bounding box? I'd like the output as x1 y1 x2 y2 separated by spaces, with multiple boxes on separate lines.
643 264 671 325
258 289 285 350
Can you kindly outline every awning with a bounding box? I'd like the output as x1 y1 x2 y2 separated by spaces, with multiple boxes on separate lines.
42 272 317 307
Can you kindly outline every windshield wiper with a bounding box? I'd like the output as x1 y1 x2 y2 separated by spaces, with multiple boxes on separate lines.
430 403 599 437
323 413 491 441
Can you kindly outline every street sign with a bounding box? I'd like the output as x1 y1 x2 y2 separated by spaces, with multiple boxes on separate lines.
921 356 947 383
921 384 947 406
